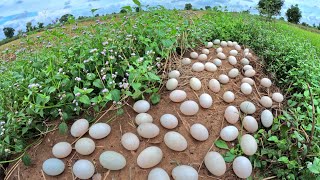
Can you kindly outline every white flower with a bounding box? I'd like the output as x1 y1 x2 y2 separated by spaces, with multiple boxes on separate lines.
90 48 98 53
75 92 81 97
75 77 81 81
102 88 108 93
131 53 136 56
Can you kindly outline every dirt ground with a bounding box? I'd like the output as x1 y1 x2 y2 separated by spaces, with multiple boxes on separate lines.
5 45 282 180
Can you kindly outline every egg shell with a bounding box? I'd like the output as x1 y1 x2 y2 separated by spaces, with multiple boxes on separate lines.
213 39 220 44
169 90 187 103
272 92 284 102
204 152 226 176
198 54 208 61
135 113 153 125
190 52 199 59
137 123 160 139
220 126 239 141
206 42 214 48
246 52 253 58
229 50 238 56
240 134 258 155
121 132 140 150
261 110 274 128
190 123 209 141
180 100 199 116
244 48 249 54
168 70 180 79
52 142 72 158
241 58 250 65
133 100 150 113
202 49 210 55
235 44 241 51
172 165 198 180
228 68 239 78
164 131 188 151
228 56 237 65
244 69 256 77
75 137 95 155
209 79 221 92
223 91 235 103
217 52 226 59
89 123 111 139
73 160 95 179
260 78 272 87
240 101 256 114
260 96 273 108
204 62 217 72
243 64 253 71
199 93 212 108
137 146 163 168
148 168 170 180
227 41 233 46
99 151 126 170
224 106 239 124
42 158 65 176
241 77 254 85
166 78 178 90
240 83 252 95
216 47 223 53
192 62 205 72
220 41 227 47
160 114 178 129
233 156 252 179
190 77 202 91
243 116 258 133
213 58 222 66
92 173 101 180
182 58 191 65
70 119 89 138
233 42 238 45
218 74 229 84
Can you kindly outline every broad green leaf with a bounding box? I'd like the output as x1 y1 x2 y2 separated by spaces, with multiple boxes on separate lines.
93 79 104 88
86 73 96 80
307 157 320 174
79 95 91 105
214 139 229 150
150 93 160 105
22 154 32 166
278 156 289 164
110 89 121 102
147 72 160 81
58 122 68 134
131 82 141 91
267 136 279 142
133 0 141 6
224 151 236 162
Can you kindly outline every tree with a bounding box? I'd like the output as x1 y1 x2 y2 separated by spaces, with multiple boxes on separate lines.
285 4 302 24
185 3 192 10
59 14 74 23
26 22 32 32
38 22 44 29
301 22 308 26
258 0 284 19
279 17 285 21
135 7 141 12
205 6 211 10
3 27 15 38
120 9 127 13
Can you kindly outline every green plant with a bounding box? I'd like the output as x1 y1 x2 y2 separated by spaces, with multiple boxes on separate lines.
286 4 302 24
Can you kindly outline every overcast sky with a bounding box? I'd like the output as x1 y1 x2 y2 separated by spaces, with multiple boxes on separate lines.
0 0 319 39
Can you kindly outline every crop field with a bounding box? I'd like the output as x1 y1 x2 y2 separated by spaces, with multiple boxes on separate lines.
0 5 319 180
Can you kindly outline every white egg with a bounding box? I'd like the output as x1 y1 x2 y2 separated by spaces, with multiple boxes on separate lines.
92 173 102 180
223 91 235 103
201 49 210 55
135 113 153 125
190 52 199 59
42 158 65 176
220 126 239 141
89 123 111 139
213 58 222 66
137 146 163 168
192 62 205 72
224 106 239 124
75 137 95 155
243 116 258 133
240 83 252 95
99 151 126 170
180 100 199 116
148 168 170 180
233 42 238 45
241 77 254 85
260 78 272 87
272 92 284 102
260 96 273 108
169 90 187 103
235 44 241 51
243 64 253 71
228 68 239 78
216 47 223 53
217 52 226 59
133 100 150 113
164 131 188 151
121 132 140 150
261 110 274 128
240 134 257 155
233 156 252 178
190 123 209 141
246 52 253 58
52 142 72 158
204 62 217 72
172 165 198 180
198 54 208 61
71 119 89 138
199 93 213 108
204 152 226 176
213 39 220 45
168 70 180 79
166 78 178 90
160 114 178 129
240 101 256 114
206 42 214 48
73 160 95 179
220 41 227 47
229 50 238 56
137 123 160 139
244 69 256 77
218 74 229 84
244 48 249 54
228 56 237 65
190 77 202 91
181 58 191 65
227 41 233 46
241 58 250 65
209 79 221 92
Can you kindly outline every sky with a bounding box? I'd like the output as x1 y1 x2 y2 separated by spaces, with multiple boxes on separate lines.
0 0 319 39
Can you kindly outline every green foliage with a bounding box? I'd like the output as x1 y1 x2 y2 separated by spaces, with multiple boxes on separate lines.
258 0 284 19
205 6 211 10
22 154 31 166
286 4 302 24
214 139 229 149
184 3 192 10
37 22 44 29
3 27 15 39
26 22 32 32
59 14 74 23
